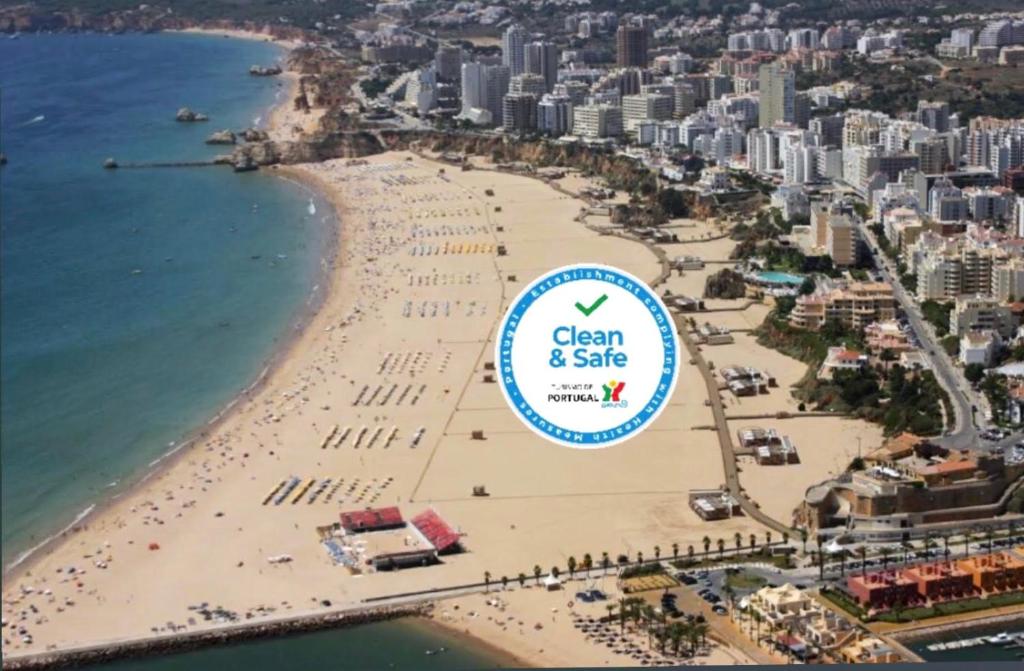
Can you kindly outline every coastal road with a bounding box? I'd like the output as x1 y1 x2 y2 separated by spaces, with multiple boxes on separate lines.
859 223 982 449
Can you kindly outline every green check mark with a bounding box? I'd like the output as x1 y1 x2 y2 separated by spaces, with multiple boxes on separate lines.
574 293 608 317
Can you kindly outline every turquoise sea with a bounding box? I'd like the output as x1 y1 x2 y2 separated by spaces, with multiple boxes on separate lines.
0 32 331 567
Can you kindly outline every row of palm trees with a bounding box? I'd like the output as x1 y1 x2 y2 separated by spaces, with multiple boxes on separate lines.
807 522 1019 582
481 531 794 592
603 596 712 658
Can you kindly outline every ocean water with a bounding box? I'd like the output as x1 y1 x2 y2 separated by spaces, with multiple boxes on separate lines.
0 32 332 567
78 621 515 671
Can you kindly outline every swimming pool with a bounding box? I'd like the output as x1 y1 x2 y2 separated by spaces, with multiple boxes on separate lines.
756 271 805 286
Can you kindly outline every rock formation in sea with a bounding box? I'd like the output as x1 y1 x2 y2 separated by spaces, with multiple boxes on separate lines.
205 130 237 145
175 107 209 122
249 64 282 76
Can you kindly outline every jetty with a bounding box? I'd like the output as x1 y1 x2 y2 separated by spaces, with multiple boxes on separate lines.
2 603 427 670
104 160 220 169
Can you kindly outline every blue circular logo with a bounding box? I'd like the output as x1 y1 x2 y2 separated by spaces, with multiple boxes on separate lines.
495 264 679 448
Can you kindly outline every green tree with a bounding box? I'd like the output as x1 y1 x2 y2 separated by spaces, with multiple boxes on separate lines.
964 363 986 385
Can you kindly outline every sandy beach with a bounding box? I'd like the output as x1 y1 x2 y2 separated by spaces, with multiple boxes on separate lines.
2 57 886 666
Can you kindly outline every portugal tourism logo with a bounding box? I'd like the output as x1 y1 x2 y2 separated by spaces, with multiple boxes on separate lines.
495 264 680 449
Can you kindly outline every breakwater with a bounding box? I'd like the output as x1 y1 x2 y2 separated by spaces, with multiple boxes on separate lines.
3 604 429 670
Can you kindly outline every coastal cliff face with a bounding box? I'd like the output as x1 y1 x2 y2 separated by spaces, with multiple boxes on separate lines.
229 131 387 166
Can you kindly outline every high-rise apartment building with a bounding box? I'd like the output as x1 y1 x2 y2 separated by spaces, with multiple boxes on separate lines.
523 41 558 93
616 24 649 68
758 62 795 128
502 24 527 76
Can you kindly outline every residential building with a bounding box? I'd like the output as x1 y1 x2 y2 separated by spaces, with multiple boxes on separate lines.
790 281 897 331
959 329 998 366
818 346 869 379
950 294 1017 338
572 104 623 138
502 92 538 133
622 93 673 132
524 41 558 92
502 23 527 76
758 62 795 128
616 24 648 68
537 94 573 136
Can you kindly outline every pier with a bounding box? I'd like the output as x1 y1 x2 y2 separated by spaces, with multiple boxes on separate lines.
2 603 427 670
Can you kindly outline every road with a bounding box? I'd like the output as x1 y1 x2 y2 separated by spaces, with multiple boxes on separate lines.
858 223 982 449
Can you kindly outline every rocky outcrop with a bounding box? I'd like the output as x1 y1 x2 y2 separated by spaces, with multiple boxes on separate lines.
176 107 208 122
249 64 282 76
227 131 385 167
205 130 236 145
703 269 748 299
240 128 269 143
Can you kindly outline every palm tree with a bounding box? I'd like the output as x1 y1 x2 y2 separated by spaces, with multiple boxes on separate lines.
551 566 560 580
942 533 950 561
881 547 891 571
691 621 708 653
839 551 846 577
800 529 808 553
605 603 616 624
618 598 628 632
702 535 712 555
484 571 491 592
859 546 868 577
517 572 527 587
501 575 508 590
687 544 695 560
567 556 577 579
766 530 772 546
782 531 790 546
716 538 726 559
533 564 542 585
964 530 971 558
672 542 679 561
749 533 757 554
654 545 661 562
582 553 593 573
985 527 995 554
601 552 611 575
636 550 644 566
734 532 743 552
669 622 684 656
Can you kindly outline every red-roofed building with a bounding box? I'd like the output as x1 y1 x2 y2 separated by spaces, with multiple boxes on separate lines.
339 506 404 533
412 509 463 554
